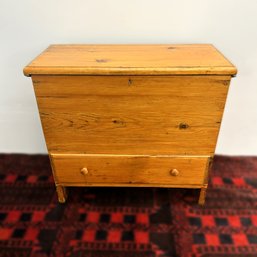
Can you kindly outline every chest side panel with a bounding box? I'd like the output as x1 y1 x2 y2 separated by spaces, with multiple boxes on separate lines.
33 75 230 155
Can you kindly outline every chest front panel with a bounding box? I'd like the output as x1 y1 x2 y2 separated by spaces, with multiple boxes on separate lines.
33 75 230 156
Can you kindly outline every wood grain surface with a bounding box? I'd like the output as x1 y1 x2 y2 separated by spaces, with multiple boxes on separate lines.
24 44 237 76
33 75 230 155
51 153 209 187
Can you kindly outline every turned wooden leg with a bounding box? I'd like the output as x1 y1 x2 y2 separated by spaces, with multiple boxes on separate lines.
56 185 67 203
198 187 207 205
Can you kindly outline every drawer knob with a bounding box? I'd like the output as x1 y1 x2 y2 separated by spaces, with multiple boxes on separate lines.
170 169 179 176
80 167 89 175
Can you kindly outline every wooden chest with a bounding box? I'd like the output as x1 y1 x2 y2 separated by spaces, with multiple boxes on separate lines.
24 44 237 204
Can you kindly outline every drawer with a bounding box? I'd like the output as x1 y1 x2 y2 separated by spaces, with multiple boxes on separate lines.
34 75 230 156
51 154 209 187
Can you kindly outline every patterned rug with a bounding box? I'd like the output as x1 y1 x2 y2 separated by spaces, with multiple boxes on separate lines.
0 154 257 257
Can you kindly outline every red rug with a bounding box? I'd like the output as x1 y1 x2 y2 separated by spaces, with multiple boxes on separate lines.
0 154 257 257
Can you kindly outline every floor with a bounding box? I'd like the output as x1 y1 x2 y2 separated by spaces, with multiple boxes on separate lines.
0 154 257 257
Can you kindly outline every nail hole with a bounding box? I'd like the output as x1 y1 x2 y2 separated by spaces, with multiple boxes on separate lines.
112 119 125 125
128 79 132 86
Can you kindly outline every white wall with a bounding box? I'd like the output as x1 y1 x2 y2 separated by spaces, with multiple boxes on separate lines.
0 0 257 155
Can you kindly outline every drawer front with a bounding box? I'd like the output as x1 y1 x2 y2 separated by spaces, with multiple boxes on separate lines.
33 75 230 155
51 154 209 187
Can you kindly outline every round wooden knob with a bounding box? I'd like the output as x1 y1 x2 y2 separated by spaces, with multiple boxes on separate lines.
170 169 179 176
80 167 89 175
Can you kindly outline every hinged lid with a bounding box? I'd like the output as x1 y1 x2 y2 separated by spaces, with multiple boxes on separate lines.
23 44 237 77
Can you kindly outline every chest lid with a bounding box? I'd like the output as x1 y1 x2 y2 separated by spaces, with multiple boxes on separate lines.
23 44 237 77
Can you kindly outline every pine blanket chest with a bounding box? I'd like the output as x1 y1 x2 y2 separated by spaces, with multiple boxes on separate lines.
24 44 237 204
